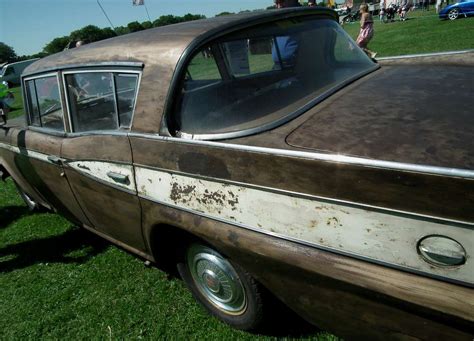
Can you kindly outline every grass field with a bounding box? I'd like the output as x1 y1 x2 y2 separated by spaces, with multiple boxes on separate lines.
343 8 474 57
6 86 25 120
0 178 337 339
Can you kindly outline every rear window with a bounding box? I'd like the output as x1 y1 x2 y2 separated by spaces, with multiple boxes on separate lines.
172 17 375 138
25 75 65 131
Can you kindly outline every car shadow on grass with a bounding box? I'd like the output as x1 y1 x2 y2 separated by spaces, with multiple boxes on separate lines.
0 224 108 273
0 205 31 229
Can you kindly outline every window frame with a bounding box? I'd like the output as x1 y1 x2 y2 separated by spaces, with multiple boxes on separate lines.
62 69 142 135
23 72 68 133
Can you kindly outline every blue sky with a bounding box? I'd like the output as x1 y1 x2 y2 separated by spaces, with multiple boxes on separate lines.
0 0 272 56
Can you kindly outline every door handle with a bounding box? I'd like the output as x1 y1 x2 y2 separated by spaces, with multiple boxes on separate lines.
47 155 63 165
107 171 130 185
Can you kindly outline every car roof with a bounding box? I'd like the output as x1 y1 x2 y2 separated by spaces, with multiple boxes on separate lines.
22 7 337 134
23 8 336 77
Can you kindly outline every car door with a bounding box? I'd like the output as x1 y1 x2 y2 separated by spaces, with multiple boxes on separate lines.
59 69 147 254
16 72 91 225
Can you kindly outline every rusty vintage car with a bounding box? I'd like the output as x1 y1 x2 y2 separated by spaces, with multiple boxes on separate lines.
0 8 473 339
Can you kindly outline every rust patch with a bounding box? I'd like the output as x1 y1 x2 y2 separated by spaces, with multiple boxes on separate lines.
170 182 196 202
326 217 339 228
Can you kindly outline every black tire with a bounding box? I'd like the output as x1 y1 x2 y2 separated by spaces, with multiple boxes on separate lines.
177 243 264 331
448 8 459 20
14 181 42 212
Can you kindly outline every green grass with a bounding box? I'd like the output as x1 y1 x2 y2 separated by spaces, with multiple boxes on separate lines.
0 178 338 339
7 86 25 119
342 9 474 57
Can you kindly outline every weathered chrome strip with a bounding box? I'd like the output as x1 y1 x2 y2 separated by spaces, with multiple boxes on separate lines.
377 49 474 61
0 142 54 164
22 62 144 78
0 142 19 154
133 162 474 227
128 133 474 179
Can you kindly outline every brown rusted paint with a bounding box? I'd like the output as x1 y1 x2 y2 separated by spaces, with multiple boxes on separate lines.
140 199 474 338
130 136 474 222
61 135 132 162
286 65 474 170
66 170 146 252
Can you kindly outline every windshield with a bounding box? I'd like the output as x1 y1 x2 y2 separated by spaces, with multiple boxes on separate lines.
173 17 376 138
0 66 6 77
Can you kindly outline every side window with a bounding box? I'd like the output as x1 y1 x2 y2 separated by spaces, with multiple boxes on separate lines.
25 76 65 131
115 73 139 128
65 71 139 132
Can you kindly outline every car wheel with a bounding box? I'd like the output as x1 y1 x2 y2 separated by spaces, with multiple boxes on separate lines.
448 8 459 20
177 243 264 330
14 182 41 212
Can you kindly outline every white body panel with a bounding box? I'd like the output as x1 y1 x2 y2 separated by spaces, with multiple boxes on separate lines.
135 167 473 285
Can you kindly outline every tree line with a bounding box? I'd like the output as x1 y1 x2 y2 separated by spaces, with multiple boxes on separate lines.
1 12 212 63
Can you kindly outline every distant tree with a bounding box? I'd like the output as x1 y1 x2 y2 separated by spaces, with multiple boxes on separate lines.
43 36 70 55
0 42 17 63
70 25 115 44
128 21 144 32
102 27 116 39
215 11 234 16
153 14 182 27
182 13 206 21
141 21 153 29
114 26 130 36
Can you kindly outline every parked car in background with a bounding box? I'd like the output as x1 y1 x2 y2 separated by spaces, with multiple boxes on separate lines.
0 7 473 339
0 58 40 87
439 0 474 19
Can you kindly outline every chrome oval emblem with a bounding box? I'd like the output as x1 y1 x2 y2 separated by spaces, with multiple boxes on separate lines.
418 236 466 267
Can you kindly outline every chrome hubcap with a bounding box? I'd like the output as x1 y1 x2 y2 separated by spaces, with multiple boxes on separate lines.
448 10 458 19
187 244 246 315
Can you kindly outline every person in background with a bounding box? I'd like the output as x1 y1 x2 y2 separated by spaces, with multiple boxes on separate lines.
436 0 442 12
379 0 386 21
272 0 301 68
308 0 316 6
0 81 13 125
356 3 377 59
275 0 301 8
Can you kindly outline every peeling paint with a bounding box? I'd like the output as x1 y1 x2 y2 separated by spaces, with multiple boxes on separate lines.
134 167 473 284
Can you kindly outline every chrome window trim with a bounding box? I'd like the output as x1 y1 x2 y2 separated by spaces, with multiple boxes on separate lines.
22 61 144 78
377 49 474 61
61 69 142 134
128 132 474 180
23 72 67 133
